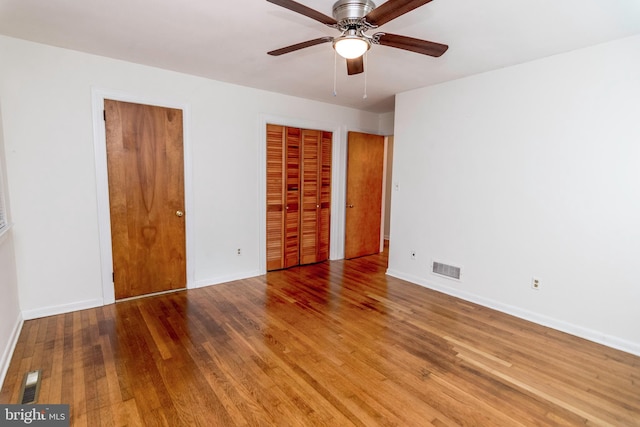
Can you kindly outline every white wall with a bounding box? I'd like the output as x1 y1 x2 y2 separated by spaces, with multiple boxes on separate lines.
388 34 640 355
0 35 382 318
0 104 22 388
379 111 395 136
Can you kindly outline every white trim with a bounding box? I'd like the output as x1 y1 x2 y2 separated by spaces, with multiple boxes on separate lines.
193 269 262 288
91 88 195 305
386 268 640 357
0 312 23 390
333 124 348 262
21 298 103 321
380 137 388 253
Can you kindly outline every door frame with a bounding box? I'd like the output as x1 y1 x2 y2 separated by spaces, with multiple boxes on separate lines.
92 88 195 305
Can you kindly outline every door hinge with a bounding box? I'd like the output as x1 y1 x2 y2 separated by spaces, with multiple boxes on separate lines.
103 110 106 121
112 272 114 282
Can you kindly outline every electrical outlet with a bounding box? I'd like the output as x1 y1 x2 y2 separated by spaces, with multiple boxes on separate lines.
410 251 416 260
531 277 541 290
237 248 242 256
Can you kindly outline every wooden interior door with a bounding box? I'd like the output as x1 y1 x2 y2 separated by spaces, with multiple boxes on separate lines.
345 131 385 259
105 100 186 299
284 128 302 267
300 130 318 265
317 130 332 262
300 129 332 265
266 125 331 270
266 124 300 270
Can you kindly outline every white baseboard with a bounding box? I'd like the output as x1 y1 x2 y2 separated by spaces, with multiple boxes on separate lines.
21 298 104 321
386 269 640 357
0 312 23 391
193 269 262 289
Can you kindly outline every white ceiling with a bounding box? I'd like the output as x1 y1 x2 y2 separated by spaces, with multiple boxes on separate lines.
1 0 639 113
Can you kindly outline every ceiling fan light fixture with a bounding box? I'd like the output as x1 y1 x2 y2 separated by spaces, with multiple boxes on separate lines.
267 0 449 77
333 35 370 59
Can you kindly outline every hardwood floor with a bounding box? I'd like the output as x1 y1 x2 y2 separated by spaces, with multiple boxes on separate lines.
2 251 639 426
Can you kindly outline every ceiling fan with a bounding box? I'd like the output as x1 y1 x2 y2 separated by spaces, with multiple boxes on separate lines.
267 0 448 75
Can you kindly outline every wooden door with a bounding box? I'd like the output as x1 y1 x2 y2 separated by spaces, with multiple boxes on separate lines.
345 131 385 259
105 100 186 299
300 130 319 265
266 125 331 270
266 124 300 270
318 130 332 262
300 129 332 265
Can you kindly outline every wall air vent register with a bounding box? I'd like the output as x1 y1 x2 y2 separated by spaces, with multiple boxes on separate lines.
432 261 461 280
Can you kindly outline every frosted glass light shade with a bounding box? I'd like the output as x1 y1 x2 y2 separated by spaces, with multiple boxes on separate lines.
333 36 370 59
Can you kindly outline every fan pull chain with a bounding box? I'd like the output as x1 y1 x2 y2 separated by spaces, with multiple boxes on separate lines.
363 52 368 99
333 51 338 97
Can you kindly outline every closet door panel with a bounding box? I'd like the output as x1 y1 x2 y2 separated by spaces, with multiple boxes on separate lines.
317 131 332 261
266 124 285 270
266 124 331 270
284 127 301 268
300 130 320 265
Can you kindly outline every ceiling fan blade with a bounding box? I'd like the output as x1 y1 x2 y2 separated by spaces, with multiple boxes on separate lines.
267 0 337 25
346 57 364 75
365 0 434 26
268 37 334 56
376 33 448 57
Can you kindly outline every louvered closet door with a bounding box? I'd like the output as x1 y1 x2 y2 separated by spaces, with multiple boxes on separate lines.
284 128 301 267
266 124 330 270
300 130 320 265
266 125 300 270
317 131 332 261
300 129 332 265
266 124 284 270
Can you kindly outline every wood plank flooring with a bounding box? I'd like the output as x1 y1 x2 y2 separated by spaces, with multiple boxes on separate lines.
2 250 639 426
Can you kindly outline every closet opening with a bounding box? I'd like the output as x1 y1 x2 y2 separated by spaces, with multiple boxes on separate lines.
266 124 332 271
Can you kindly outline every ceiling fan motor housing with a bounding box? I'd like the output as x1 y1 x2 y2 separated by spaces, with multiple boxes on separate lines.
332 0 376 22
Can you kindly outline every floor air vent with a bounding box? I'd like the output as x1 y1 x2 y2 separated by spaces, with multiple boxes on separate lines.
432 261 461 280
19 370 41 404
